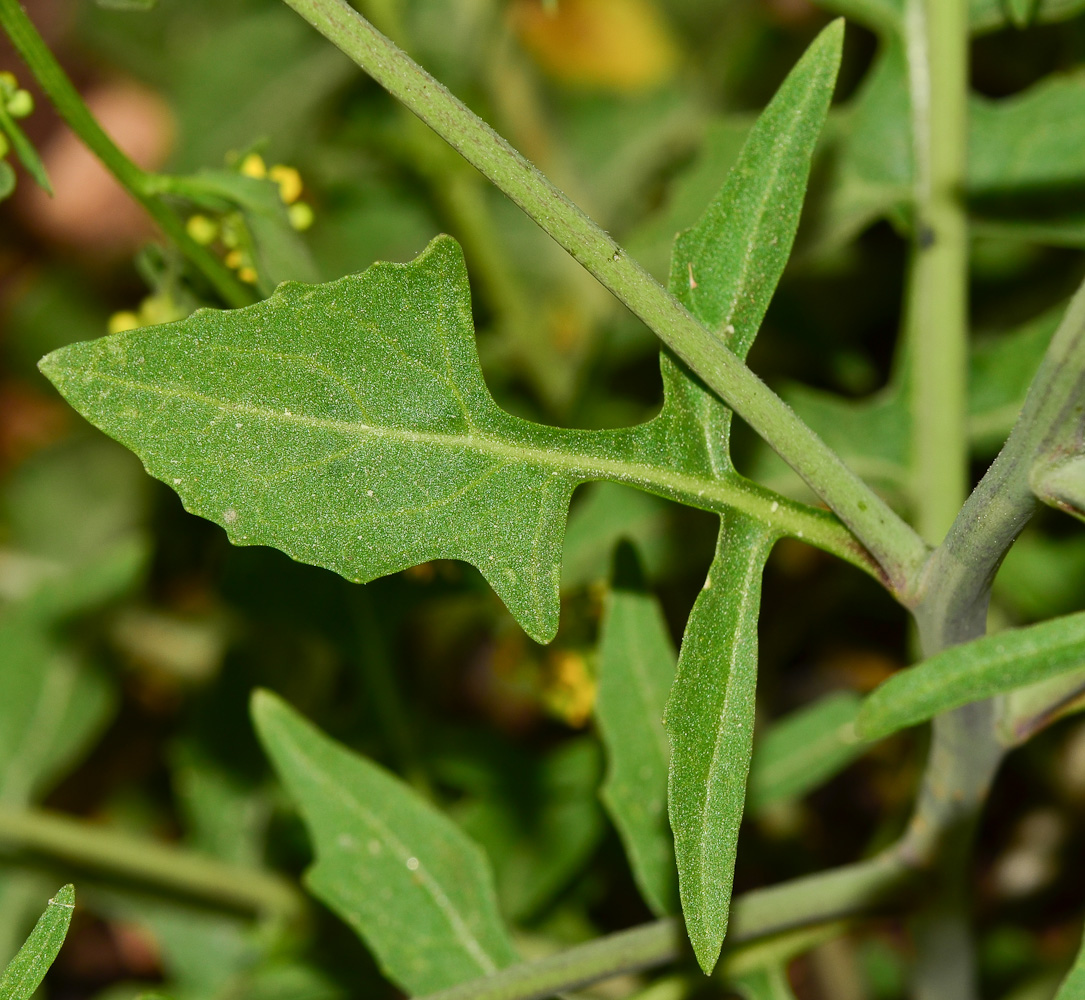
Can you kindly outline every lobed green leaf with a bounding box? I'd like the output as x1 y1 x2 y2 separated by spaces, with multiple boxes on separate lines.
0 884 74 1000
856 610 1085 741
594 543 678 917
664 515 775 974
251 690 517 994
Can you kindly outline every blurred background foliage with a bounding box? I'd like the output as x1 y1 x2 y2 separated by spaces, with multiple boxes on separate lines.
3 0 1085 997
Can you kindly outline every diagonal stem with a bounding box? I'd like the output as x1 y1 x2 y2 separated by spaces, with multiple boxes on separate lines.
275 0 929 595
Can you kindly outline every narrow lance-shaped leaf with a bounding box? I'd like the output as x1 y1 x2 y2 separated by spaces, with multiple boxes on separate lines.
594 542 678 917
656 18 840 976
664 515 776 974
855 609 1085 741
250 690 517 995
669 18 843 363
0 884 75 1000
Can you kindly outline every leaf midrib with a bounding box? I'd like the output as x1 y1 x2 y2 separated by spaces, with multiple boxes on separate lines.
57 367 829 537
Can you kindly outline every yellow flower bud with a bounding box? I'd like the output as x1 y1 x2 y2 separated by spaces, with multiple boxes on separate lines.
185 214 218 245
238 266 259 284
224 249 244 269
108 311 141 335
239 153 267 179
269 164 303 204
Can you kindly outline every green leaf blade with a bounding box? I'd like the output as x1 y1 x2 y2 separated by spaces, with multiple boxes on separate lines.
594 543 679 917
0 884 75 1000
250 690 517 995
855 610 1085 741
668 19 843 356
664 515 775 974
40 235 578 643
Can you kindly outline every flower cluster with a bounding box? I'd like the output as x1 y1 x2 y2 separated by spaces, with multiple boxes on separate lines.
185 152 314 286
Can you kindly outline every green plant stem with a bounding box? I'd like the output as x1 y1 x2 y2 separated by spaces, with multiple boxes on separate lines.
898 4 988 995
414 851 916 1000
276 0 929 594
0 0 255 310
904 0 970 546
0 807 304 922
900 278 1085 997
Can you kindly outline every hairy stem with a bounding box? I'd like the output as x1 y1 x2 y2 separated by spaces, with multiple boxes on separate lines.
0 807 304 922
0 0 255 309
276 0 929 593
904 0 970 545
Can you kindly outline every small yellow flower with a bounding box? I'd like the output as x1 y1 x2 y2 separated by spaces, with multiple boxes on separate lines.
238 266 259 284
108 311 141 334
185 214 218 245
239 152 267 179
269 164 303 204
224 249 245 270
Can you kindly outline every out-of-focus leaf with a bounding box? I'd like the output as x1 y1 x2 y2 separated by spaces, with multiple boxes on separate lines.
0 884 74 1000
167 8 355 172
971 73 1085 193
970 0 1085 32
669 20 843 356
808 0 900 37
561 483 677 590
995 531 1085 620
813 39 911 252
969 308 1060 452
594 543 678 917
453 739 604 922
729 966 798 1000
746 691 866 812
2 537 147 626
626 116 751 281
3 437 147 564
251 690 517 994
856 611 1085 741
0 618 115 807
664 515 775 974
172 744 268 869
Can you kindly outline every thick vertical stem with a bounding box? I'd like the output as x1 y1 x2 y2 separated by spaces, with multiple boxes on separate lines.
905 0 970 545
902 3 996 997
